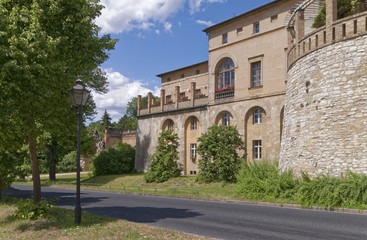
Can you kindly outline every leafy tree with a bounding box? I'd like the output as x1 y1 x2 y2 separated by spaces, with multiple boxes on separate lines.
144 131 182 183
196 125 245 183
0 0 117 203
0 149 27 199
91 142 135 176
101 109 112 130
312 0 367 28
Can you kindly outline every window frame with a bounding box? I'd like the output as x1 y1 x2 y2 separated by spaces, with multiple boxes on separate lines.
253 140 262 159
168 120 174 131
250 60 262 88
254 108 262 124
223 113 231 126
217 58 235 90
222 33 228 44
190 143 197 159
253 22 260 34
191 117 197 130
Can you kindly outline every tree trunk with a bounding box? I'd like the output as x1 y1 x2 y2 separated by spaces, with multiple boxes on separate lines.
46 144 56 181
28 131 41 204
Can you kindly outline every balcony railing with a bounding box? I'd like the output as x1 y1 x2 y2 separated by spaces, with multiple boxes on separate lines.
215 87 234 99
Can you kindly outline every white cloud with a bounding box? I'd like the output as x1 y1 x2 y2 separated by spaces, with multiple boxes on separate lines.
91 69 160 123
164 22 172 32
96 0 226 34
96 0 185 34
188 0 226 14
196 19 214 27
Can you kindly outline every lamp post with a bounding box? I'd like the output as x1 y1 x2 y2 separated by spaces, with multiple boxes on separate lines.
69 79 90 225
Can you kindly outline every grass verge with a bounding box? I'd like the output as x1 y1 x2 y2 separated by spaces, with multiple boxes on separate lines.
0 196 212 240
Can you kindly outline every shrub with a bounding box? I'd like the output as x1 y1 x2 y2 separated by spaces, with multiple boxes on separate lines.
297 172 367 208
196 125 245 183
15 199 53 220
56 151 77 173
144 131 182 183
92 143 135 176
236 161 299 201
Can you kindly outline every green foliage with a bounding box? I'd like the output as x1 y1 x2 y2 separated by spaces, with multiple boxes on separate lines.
100 110 112 130
312 0 367 28
0 149 27 196
92 143 135 176
56 151 77 173
196 125 245 183
236 161 299 201
144 131 182 183
15 199 53 220
297 172 367 208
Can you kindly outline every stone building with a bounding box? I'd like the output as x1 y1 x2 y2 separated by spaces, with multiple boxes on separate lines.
135 0 367 177
280 0 367 177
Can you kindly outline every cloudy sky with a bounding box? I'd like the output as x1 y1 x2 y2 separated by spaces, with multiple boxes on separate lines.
92 0 272 123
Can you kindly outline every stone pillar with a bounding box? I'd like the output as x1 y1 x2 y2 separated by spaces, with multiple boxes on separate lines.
175 86 180 109
147 92 152 113
287 26 295 50
190 82 196 107
137 95 141 116
104 129 109 149
160 89 165 111
326 0 337 43
295 9 305 43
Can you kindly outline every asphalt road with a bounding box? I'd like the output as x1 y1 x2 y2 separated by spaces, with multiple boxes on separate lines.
5 184 367 240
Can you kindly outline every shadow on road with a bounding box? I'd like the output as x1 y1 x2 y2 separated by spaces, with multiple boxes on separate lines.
85 206 203 223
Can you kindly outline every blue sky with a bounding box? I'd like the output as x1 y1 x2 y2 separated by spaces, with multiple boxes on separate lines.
92 0 273 123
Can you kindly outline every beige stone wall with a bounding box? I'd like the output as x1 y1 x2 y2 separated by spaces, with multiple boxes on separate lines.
135 107 209 172
208 95 285 161
280 35 367 177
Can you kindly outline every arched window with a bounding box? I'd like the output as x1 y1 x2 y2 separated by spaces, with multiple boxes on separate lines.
163 119 175 132
217 58 235 90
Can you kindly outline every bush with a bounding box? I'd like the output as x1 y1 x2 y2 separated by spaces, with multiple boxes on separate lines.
236 161 299 201
144 131 182 183
92 143 135 176
15 199 53 220
56 151 77 173
196 125 245 183
297 172 367 208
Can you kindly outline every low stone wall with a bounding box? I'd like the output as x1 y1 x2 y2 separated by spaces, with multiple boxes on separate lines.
280 34 367 177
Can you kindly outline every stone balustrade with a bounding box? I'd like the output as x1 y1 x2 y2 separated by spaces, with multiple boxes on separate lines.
288 12 367 69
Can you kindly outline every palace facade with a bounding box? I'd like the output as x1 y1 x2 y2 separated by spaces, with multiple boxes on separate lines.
134 0 367 177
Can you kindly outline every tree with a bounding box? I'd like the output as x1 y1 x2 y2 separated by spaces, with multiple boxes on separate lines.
144 131 182 183
312 0 367 28
0 0 117 203
100 109 112 130
196 125 245 183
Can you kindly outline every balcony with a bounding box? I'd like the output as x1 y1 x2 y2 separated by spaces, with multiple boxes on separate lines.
215 86 234 99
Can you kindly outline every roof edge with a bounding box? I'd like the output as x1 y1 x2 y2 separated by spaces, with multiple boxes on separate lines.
203 0 286 33
156 60 208 78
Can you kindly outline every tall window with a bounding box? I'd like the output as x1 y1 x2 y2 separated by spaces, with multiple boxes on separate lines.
190 143 197 159
254 108 262 124
191 117 197 130
253 140 262 159
217 58 235 90
223 113 231 126
168 120 174 131
251 61 261 87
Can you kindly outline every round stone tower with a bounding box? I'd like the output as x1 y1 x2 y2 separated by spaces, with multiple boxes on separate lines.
280 0 367 177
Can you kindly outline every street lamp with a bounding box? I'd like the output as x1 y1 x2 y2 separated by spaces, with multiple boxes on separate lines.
69 79 90 225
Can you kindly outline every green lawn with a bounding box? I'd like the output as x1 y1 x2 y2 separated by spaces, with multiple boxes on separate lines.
0 197 213 240
16 173 243 201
